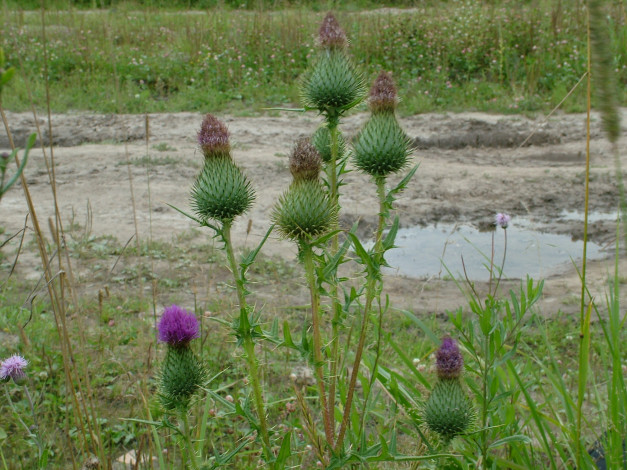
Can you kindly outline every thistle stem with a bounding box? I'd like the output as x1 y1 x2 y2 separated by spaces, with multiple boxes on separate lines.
336 177 386 451
326 116 342 433
357 177 387 439
222 221 272 458
181 410 198 470
301 242 334 449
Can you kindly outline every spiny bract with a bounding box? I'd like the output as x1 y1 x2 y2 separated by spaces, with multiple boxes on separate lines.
191 157 254 223
352 113 411 178
271 180 336 241
424 380 474 442
312 125 347 164
159 347 204 411
301 50 365 114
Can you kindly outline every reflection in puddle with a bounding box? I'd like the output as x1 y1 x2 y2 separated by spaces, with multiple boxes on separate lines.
377 219 608 280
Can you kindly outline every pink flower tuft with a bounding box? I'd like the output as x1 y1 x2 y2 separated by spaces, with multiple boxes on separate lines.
318 13 347 49
495 213 511 229
158 305 199 347
0 355 28 385
436 337 464 380
198 114 230 158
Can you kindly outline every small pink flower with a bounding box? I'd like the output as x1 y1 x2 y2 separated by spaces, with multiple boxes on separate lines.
0 355 28 385
495 213 511 229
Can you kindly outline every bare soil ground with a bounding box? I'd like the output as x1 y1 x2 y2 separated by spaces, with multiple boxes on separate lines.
2 109 627 318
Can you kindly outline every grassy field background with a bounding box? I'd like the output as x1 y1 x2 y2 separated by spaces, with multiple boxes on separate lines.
2 0 626 115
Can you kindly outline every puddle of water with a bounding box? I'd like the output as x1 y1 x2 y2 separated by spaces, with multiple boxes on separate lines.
375 219 607 280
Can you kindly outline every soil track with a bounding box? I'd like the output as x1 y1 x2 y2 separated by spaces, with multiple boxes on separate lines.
2 109 626 317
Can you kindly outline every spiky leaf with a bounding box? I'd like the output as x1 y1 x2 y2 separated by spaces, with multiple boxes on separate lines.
191 157 255 223
352 113 411 178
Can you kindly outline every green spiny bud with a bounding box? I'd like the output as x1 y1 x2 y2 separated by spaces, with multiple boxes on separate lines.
159 346 204 411
271 180 337 241
191 157 255 223
290 137 322 182
312 125 346 164
424 379 474 442
352 113 411 178
300 49 365 116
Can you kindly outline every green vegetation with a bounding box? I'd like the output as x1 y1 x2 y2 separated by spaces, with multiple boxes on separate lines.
2 0 626 115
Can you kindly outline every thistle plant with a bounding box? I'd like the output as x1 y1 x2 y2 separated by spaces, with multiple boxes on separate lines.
335 71 415 451
157 305 204 469
423 338 474 446
272 138 337 449
157 305 204 411
1 355 46 468
181 113 274 460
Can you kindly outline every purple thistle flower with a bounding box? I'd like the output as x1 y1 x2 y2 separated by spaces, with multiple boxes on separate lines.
495 212 511 229
0 354 28 385
198 114 230 159
158 305 199 347
318 12 347 50
369 71 398 113
436 337 464 380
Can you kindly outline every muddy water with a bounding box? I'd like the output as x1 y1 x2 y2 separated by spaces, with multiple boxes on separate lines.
379 217 609 280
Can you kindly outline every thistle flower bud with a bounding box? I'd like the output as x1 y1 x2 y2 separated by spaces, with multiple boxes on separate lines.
198 114 230 159
290 138 322 182
352 113 411 178
311 126 346 164
301 14 365 116
271 180 337 241
0 354 28 385
157 305 204 410
423 337 473 442
435 337 464 380
318 13 347 50
369 71 398 114
191 157 255 223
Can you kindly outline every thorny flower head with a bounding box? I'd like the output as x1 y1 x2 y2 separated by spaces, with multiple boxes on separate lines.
435 337 464 380
289 137 322 182
0 354 28 385
318 13 347 50
158 305 200 347
198 114 230 158
495 212 511 229
369 71 398 113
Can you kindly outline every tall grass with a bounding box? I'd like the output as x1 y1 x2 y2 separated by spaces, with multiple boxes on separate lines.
2 1 626 115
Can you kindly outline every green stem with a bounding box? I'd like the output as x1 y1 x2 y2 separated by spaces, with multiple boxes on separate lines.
481 327 490 470
335 278 375 453
181 411 198 470
326 116 342 433
302 242 334 449
357 177 387 440
222 222 272 458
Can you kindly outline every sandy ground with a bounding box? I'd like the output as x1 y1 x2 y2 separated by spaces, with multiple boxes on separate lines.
2 109 627 318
